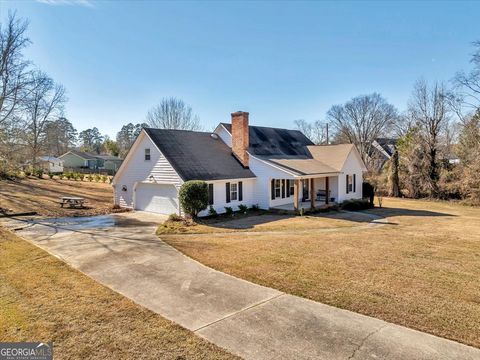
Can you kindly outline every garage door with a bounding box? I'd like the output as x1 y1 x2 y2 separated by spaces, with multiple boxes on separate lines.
134 183 179 214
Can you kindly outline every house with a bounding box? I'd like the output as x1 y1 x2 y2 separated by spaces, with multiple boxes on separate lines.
370 138 398 170
59 150 123 174
94 155 123 173
112 111 367 216
60 150 99 169
36 156 64 173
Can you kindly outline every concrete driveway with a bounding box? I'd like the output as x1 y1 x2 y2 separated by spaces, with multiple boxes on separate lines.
2 212 480 360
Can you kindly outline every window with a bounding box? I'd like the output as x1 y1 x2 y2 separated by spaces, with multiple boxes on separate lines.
208 184 214 205
145 148 151 161
347 174 353 193
230 183 238 201
275 179 281 198
289 180 294 196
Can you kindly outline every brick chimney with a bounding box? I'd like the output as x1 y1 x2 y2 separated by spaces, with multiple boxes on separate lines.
231 111 249 167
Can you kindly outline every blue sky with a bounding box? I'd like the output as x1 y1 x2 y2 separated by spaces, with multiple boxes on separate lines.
1 0 479 138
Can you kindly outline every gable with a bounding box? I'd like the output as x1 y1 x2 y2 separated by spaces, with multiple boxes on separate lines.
113 131 182 186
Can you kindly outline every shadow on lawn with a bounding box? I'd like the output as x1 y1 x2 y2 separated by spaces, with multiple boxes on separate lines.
197 207 456 230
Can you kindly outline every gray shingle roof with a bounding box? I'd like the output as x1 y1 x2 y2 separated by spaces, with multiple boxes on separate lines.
220 123 314 156
66 150 98 160
144 128 256 181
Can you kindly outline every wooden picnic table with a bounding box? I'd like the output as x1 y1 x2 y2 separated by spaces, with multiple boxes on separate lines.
60 197 86 209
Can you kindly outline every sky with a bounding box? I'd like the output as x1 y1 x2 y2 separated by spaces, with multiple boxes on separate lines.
1 0 479 138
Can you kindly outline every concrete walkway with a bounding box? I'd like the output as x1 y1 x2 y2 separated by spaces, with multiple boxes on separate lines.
2 213 479 360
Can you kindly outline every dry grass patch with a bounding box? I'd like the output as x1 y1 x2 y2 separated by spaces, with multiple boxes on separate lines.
162 198 480 348
0 227 238 360
0 178 118 217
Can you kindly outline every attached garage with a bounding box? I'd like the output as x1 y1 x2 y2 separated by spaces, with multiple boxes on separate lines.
134 183 179 215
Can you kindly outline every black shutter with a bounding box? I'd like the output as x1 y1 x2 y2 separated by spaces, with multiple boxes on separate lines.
346 175 349 194
353 174 356 193
238 181 243 201
208 184 214 205
286 180 290 197
281 179 285 198
271 179 275 200
226 182 231 203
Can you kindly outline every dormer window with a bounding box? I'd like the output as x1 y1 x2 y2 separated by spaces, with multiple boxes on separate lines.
145 148 151 161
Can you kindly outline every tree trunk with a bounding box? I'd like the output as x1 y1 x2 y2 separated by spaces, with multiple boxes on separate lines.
390 149 401 197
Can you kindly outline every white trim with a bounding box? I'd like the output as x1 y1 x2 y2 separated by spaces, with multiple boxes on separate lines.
206 177 256 183
216 123 231 135
250 154 340 179
249 154 298 177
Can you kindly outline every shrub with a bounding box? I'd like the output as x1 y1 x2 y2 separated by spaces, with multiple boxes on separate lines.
362 181 375 206
101 175 108 183
168 213 183 222
34 168 43 178
340 199 372 211
224 206 233 216
48 172 54 179
208 206 218 217
178 180 209 218
238 204 248 213
25 170 31 176
94 174 101 182
86 174 93 182
251 204 259 210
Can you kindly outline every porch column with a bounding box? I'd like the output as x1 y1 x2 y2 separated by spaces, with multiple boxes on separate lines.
310 177 315 209
293 179 299 211
325 176 330 205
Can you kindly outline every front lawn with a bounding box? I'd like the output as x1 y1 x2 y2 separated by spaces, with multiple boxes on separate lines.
157 210 367 235
161 198 480 348
0 228 238 360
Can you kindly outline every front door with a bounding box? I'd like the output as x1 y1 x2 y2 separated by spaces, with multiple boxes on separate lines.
302 179 309 201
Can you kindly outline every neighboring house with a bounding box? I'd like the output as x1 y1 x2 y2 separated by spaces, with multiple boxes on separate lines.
36 156 64 173
60 150 123 174
95 155 124 173
370 138 398 170
60 150 99 169
112 111 367 216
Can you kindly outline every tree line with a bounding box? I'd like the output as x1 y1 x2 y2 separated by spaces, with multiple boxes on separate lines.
0 13 202 174
294 42 480 205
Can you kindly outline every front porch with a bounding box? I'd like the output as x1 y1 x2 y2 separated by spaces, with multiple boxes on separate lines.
268 175 339 213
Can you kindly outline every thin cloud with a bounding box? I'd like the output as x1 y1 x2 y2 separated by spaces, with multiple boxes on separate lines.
36 0 95 8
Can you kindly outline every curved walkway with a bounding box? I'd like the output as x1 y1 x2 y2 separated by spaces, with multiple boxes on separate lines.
1 212 479 360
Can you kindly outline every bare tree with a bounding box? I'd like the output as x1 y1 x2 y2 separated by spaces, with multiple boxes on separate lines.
0 12 31 127
23 70 66 163
146 97 201 130
454 41 480 111
326 93 398 168
294 119 328 144
407 79 451 197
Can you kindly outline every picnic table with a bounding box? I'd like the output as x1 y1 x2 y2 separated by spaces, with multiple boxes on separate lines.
60 197 86 209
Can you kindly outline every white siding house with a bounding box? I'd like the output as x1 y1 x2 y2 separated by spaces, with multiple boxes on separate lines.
113 131 183 213
113 111 367 216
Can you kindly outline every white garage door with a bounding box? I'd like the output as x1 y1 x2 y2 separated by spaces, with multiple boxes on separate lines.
134 183 179 214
